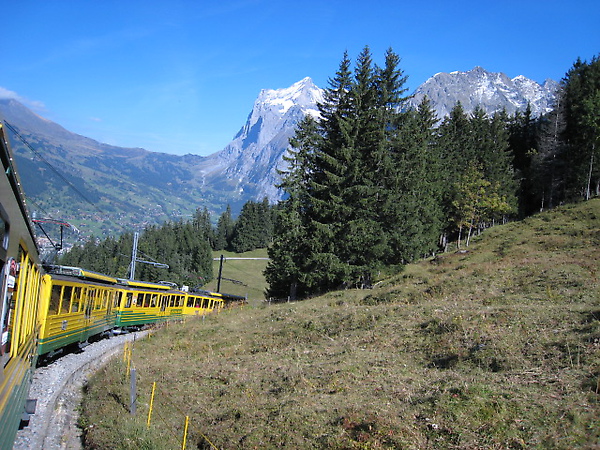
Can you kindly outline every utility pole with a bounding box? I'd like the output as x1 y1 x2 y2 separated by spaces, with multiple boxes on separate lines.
130 232 139 280
129 232 169 280
216 254 224 292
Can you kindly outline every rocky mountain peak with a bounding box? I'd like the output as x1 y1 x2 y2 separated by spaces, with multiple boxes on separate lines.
408 66 557 119
256 76 322 116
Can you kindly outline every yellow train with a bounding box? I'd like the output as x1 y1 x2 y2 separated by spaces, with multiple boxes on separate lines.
0 122 247 448
0 123 44 448
37 265 245 356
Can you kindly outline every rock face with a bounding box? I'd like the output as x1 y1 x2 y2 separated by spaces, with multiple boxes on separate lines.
195 77 323 202
406 66 559 120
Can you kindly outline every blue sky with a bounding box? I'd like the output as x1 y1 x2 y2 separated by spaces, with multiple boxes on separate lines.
2 1 599 156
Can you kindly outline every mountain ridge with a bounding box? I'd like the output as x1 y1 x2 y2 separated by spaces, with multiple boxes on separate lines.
0 67 557 240
406 66 558 119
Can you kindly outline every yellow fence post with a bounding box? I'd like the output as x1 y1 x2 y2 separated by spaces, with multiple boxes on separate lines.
182 415 189 450
123 341 129 362
147 381 156 428
126 344 132 376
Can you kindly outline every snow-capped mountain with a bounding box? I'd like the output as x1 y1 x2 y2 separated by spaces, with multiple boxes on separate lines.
407 66 558 119
200 67 558 204
195 76 323 202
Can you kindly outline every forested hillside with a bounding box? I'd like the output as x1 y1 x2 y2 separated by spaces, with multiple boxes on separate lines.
58 200 277 288
265 49 600 300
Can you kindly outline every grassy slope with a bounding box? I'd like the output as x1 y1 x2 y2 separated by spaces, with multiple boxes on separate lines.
81 200 600 449
206 249 269 306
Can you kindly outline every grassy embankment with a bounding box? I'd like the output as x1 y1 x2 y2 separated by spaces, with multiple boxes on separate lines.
81 200 600 449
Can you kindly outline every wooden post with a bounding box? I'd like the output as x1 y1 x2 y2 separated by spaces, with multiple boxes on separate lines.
216 255 224 293
130 368 137 415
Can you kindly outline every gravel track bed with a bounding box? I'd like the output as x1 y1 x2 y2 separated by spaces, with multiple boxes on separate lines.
13 331 147 450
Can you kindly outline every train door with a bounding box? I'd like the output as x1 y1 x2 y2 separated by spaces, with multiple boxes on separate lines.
0 258 17 368
0 204 15 369
81 287 94 342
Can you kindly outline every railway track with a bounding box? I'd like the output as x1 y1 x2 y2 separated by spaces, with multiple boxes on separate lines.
13 331 146 449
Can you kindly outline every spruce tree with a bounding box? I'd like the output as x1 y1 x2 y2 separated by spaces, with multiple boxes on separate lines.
214 205 234 251
561 56 600 199
267 47 413 296
388 97 444 261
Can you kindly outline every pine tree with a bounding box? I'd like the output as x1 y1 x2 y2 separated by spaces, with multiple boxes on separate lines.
534 88 568 210
214 205 234 251
562 56 600 199
509 104 540 216
267 47 413 296
387 97 445 261
230 200 271 253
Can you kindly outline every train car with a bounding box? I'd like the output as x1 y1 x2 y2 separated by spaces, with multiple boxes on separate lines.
37 266 119 356
114 279 174 328
0 123 43 448
208 290 247 308
181 289 225 317
160 288 186 322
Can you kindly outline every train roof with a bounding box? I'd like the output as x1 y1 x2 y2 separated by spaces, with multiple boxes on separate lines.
194 290 247 301
45 265 118 284
116 278 172 290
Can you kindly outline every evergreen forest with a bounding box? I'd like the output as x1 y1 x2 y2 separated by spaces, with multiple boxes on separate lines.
59 49 600 297
57 199 276 288
264 49 600 299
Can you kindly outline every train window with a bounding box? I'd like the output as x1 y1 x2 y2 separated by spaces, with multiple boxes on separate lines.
71 287 81 313
150 295 157 308
95 290 102 310
49 285 61 315
0 204 9 253
125 293 133 308
83 289 93 317
1 256 17 362
115 291 122 308
0 218 7 252
136 293 144 307
106 291 114 313
61 286 72 314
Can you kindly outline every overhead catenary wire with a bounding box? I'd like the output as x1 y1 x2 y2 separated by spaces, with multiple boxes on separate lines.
3 120 104 214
